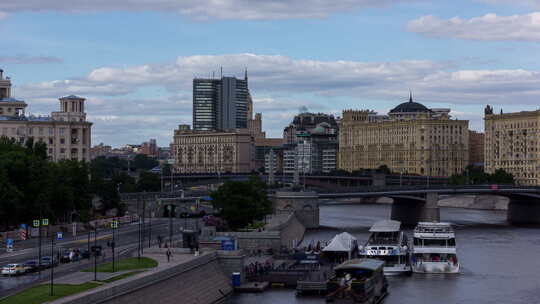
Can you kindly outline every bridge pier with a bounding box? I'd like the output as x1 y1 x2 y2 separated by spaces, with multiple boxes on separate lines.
390 193 440 226
507 195 540 225
273 191 320 229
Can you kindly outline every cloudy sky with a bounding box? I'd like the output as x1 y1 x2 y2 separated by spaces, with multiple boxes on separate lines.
1 0 539 147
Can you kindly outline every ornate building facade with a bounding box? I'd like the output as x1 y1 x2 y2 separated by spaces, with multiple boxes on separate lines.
172 124 254 173
338 96 469 177
0 69 92 161
484 105 540 185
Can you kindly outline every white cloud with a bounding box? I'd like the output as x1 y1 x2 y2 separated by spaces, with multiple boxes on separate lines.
13 53 540 145
0 0 400 20
0 11 7 19
407 12 540 42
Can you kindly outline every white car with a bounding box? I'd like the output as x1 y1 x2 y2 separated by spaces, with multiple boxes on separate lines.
1 264 25 276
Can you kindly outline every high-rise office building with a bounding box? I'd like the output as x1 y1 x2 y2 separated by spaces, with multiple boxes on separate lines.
192 72 249 131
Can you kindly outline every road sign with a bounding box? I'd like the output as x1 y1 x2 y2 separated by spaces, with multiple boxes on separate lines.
56 232 63 240
33 220 40 227
6 238 13 252
42 219 49 226
111 221 119 229
20 224 28 240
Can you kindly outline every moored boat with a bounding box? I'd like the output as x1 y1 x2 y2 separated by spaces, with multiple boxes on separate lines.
359 220 411 275
326 258 388 303
411 222 459 274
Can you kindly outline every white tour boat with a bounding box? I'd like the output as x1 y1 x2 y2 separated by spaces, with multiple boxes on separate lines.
359 220 412 275
412 222 459 274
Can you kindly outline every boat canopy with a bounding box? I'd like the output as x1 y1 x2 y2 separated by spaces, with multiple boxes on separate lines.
322 232 357 252
334 258 384 271
369 220 401 232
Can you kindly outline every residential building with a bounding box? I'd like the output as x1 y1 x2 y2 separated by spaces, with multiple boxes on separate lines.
90 143 112 159
0 69 92 161
484 105 540 185
338 95 469 177
140 138 158 157
192 72 249 131
469 130 485 166
280 113 339 174
172 124 254 173
247 104 283 170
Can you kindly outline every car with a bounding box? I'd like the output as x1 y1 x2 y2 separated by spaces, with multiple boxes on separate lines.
40 256 58 269
60 250 72 263
2 264 25 276
81 249 90 259
23 260 39 273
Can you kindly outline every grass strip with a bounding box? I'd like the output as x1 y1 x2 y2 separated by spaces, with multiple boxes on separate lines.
0 283 99 304
99 271 143 283
81 257 158 273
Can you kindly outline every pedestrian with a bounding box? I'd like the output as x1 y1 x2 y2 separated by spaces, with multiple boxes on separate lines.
166 248 171 262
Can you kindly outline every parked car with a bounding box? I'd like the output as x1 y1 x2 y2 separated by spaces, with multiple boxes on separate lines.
23 260 39 273
81 249 90 259
2 264 26 276
60 250 73 263
40 257 58 269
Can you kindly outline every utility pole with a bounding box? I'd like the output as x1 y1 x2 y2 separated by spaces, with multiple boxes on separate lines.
168 204 173 246
111 220 117 273
141 199 146 255
50 233 54 296
137 198 141 261
94 224 97 281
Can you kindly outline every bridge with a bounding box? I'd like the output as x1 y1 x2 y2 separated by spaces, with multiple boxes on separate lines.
272 185 540 226
160 173 449 189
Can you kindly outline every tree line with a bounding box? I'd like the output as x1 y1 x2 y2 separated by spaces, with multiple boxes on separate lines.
0 137 163 230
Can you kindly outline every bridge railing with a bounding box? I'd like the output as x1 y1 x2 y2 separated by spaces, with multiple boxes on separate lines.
317 184 539 194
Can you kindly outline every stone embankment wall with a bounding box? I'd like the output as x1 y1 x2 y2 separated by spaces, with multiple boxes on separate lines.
215 212 306 252
53 252 233 304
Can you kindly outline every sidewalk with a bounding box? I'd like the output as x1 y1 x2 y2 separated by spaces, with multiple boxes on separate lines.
53 270 134 284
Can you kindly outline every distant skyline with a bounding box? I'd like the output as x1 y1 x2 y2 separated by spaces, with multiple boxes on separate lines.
1 0 539 147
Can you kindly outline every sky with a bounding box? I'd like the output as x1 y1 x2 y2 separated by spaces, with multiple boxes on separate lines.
1 0 539 147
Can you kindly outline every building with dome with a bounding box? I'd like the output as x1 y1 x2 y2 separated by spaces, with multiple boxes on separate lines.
0 69 92 161
338 95 468 177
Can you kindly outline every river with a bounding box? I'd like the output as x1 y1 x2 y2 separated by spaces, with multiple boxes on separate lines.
232 203 540 304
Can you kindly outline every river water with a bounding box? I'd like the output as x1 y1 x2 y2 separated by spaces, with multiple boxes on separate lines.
232 203 540 304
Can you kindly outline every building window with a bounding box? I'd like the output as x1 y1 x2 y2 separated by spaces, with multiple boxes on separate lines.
60 148 65 153
60 138 65 144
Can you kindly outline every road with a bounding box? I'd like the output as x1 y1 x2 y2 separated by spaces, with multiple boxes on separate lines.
0 217 201 297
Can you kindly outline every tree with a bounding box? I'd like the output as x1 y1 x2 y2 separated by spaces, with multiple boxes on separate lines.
211 175 272 230
132 154 158 171
136 171 161 192
489 169 514 184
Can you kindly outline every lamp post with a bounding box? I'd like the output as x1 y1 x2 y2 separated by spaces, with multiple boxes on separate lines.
111 220 118 272
94 224 97 281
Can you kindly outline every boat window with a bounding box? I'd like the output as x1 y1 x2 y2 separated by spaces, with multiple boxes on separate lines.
422 239 447 247
448 238 456 246
369 232 399 244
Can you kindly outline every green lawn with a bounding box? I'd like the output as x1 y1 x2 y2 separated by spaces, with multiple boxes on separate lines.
81 257 158 273
0 283 100 304
99 271 143 283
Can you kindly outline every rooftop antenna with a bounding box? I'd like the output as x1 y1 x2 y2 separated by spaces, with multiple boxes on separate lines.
244 67 248 81
212 71 215 79
220 66 223 78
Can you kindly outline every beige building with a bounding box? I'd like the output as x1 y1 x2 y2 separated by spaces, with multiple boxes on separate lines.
172 124 254 173
0 69 92 161
469 130 485 166
339 96 469 177
484 105 540 185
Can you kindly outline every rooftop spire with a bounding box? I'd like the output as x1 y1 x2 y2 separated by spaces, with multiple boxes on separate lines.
409 90 413 103
244 67 248 81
